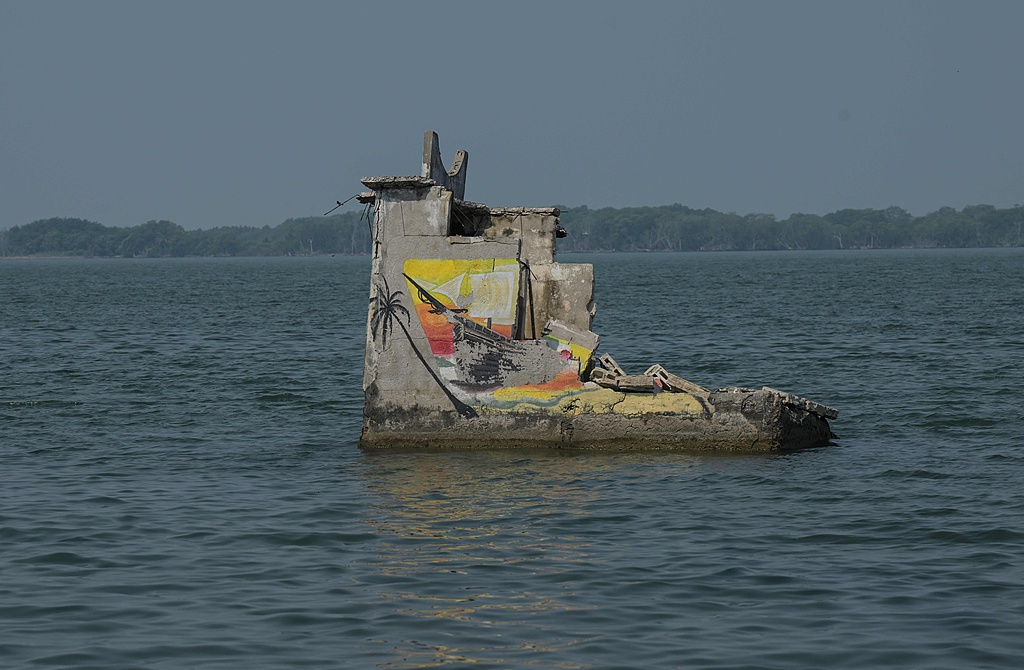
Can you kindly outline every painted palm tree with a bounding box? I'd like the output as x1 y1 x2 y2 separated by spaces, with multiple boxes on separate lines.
369 275 478 419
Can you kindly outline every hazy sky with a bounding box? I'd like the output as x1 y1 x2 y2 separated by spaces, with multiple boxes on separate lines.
2 1 1022 229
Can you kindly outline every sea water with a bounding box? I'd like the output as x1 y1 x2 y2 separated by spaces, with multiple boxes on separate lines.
2 250 1023 668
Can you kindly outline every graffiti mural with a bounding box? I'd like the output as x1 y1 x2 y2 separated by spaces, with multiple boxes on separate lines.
368 275 477 418
400 259 592 409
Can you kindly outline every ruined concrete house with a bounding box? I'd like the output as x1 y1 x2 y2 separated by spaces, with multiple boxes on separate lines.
359 132 835 450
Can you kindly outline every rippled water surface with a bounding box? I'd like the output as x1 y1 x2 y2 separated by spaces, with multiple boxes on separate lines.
2 251 1023 668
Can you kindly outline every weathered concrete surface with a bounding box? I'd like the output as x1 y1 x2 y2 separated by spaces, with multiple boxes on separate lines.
423 131 467 200
360 386 832 451
359 131 836 452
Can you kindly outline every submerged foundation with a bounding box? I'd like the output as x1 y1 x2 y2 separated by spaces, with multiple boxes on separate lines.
359 132 836 451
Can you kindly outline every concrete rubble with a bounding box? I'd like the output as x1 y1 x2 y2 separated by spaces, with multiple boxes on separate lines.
359 131 837 451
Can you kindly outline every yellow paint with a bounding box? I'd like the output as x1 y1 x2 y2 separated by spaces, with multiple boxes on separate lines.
567 341 595 370
612 392 704 415
493 387 705 416
404 258 520 326
403 258 517 286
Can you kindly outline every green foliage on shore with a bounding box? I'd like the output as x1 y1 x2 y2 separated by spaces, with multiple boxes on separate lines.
555 204 1024 251
2 203 1022 257
0 212 371 258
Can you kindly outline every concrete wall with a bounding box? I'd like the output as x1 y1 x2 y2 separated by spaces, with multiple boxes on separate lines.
362 169 601 436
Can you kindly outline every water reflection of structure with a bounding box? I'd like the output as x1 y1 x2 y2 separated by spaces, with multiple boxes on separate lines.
355 450 697 666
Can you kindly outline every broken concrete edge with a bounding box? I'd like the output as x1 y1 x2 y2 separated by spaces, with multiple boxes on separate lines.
761 386 839 420
714 387 838 421
356 183 561 218
361 175 437 190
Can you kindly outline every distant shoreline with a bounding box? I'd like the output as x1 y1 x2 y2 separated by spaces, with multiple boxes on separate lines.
5 247 1024 261
3 205 1022 257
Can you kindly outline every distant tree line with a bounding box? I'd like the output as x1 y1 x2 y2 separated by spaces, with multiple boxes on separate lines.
2 203 1022 258
0 212 372 258
555 204 1024 252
